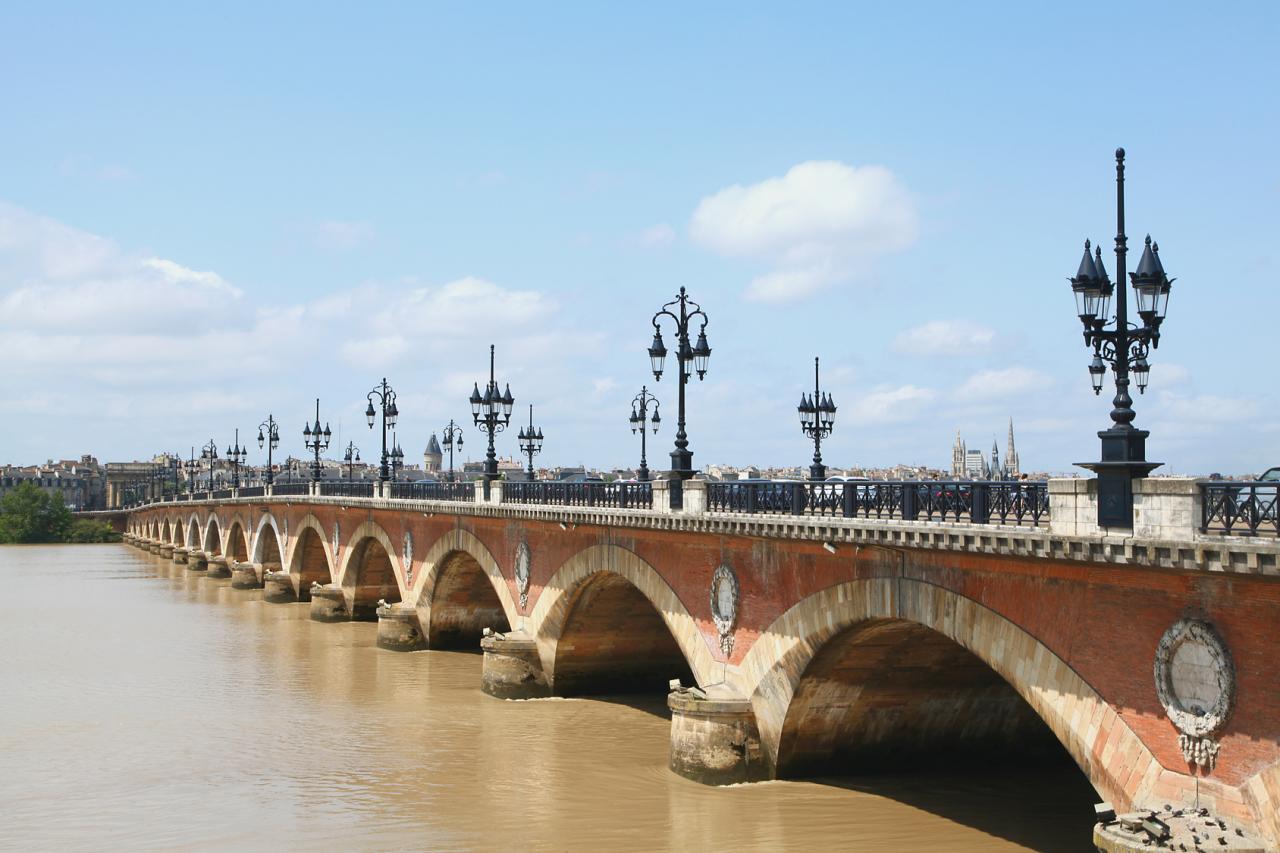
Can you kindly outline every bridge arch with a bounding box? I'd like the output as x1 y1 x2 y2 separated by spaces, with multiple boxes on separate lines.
250 514 284 568
203 516 223 556
412 528 515 649
283 514 335 588
224 515 250 562
337 520 403 619
185 515 202 550
739 577 1158 812
531 544 712 696
170 517 183 546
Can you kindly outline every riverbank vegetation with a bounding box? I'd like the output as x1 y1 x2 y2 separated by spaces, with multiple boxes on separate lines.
0 483 120 544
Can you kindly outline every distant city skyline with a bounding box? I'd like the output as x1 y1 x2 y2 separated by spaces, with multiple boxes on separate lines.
1 3 1276 475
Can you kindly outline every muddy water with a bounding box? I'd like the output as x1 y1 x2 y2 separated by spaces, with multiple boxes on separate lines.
0 545 1096 851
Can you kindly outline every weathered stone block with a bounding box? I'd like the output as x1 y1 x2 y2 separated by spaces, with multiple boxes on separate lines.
480 632 549 699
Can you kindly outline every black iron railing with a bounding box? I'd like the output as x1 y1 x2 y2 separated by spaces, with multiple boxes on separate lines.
1201 482 1279 537
503 481 653 508
175 494 190 502
388 481 475 501
319 481 375 498
211 489 233 499
706 480 1049 526
271 483 310 497
237 486 265 498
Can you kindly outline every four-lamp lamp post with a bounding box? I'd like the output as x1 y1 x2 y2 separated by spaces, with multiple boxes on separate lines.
628 386 660 482
797 357 837 482
469 345 514 497
303 399 332 483
1069 148 1173 528
517 405 544 481
440 420 464 483
647 287 710 507
258 415 280 486
365 379 399 484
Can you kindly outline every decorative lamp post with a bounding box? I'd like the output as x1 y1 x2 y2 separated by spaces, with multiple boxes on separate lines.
440 420 464 482
797 357 837 482
1069 148 1174 528
226 429 247 489
365 378 399 483
390 432 404 481
469 345 514 495
517 404 544 480
257 415 280 486
185 447 198 495
647 287 711 504
200 440 218 494
168 454 181 499
628 386 661 482
343 441 360 480
303 398 331 483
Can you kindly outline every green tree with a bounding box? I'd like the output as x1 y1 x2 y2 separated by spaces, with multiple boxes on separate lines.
65 518 119 543
0 482 73 544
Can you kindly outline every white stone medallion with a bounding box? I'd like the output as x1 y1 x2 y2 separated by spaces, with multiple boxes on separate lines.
402 532 414 586
515 540 531 609
710 563 739 658
1154 618 1235 770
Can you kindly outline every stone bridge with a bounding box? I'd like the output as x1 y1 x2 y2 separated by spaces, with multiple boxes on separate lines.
122 479 1280 849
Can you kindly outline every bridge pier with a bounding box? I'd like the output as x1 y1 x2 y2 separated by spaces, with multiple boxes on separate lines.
171 546 188 565
480 631 549 699
159 543 173 558
309 583 350 622
263 570 306 602
668 688 767 786
206 556 231 578
230 562 263 589
376 602 426 651
187 550 208 572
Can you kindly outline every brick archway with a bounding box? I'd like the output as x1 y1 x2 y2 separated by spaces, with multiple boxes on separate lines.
203 516 223 556
530 544 717 692
250 513 284 567
411 528 518 646
283 514 335 587
337 520 404 616
739 577 1167 816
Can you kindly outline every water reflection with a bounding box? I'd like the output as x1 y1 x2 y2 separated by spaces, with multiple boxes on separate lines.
0 545 1094 851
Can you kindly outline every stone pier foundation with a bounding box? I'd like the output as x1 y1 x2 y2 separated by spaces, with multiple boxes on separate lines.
667 688 766 786
376 602 426 651
187 551 208 572
309 583 350 622
480 630 549 699
206 556 231 578
230 562 263 589
262 570 303 603
172 547 188 565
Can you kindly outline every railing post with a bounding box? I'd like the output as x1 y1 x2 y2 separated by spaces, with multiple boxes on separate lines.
745 483 757 514
971 484 990 524
842 483 855 518
791 483 805 516
670 477 684 511
901 483 918 521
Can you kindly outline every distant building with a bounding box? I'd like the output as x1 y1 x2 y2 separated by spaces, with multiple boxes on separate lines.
1 455 105 510
951 420 1020 480
423 434 442 473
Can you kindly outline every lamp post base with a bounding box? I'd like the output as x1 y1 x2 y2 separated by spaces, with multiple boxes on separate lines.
1077 427 1162 529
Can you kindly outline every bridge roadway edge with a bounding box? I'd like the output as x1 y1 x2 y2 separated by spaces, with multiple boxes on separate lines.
124 495 1280 850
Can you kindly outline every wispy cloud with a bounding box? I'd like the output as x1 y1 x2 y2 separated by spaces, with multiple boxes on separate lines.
893 320 996 355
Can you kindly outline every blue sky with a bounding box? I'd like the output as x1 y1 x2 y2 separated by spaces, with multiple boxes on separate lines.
1 2 1277 475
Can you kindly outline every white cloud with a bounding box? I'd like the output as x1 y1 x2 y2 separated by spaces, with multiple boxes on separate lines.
368 276 550 335
690 160 917 303
952 367 1051 400
311 220 376 251
848 385 936 424
592 377 617 395
629 222 676 249
893 320 996 355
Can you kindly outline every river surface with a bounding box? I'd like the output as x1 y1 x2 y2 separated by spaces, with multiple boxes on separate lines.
0 545 1096 851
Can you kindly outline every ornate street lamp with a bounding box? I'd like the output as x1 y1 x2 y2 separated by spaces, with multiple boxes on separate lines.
365 378 399 483
469 345 513 495
517 405 544 480
258 415 280 486
303 398 331 483
440 420 464 482
797 357 837 482
185 446 199 495
200 440 218 494
1069 148 1174 528
648 287 711 501
629 386 661 482
390 431 404 481
226 429 247 489
167 454 181 499
343 441 360 480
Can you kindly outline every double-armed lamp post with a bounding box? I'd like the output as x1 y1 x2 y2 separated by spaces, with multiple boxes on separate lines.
798 357 837 482
258 415 280 486
1070 148 1174 528
226 429 247 489
199 440 218 493
469 345 514 495
517 405 544 481
303 399 331 483
648 287 710 507
365 379 399 484
440 420 464 482
343 441 360 480
628 386 660 482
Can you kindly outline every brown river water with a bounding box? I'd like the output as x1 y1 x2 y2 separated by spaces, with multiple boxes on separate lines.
0 545 1097 851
